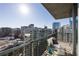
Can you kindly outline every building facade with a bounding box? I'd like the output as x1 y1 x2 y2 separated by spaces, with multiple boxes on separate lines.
58 24 72 43
53 22 60 30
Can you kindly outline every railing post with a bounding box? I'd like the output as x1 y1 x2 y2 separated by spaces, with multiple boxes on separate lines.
23 32 26 56
32 41 34 56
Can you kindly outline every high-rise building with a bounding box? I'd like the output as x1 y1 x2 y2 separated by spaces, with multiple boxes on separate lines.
52 22 60 30
58 24 72 42
0 27 12 37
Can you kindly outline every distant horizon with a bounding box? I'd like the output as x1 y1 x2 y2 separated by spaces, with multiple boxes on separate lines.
0 22 70 29
0 24 52 29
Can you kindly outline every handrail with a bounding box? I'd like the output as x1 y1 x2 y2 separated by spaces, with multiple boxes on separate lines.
0 34 53 56
0 40 32 56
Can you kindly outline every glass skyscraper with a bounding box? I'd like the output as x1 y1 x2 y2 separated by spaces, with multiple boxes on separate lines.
52 22 60 30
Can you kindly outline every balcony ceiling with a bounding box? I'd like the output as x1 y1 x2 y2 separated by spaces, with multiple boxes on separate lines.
42 3 73 19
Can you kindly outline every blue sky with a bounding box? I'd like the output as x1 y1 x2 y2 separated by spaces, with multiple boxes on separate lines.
0 3 70 29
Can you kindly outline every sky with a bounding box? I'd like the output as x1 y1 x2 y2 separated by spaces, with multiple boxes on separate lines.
0 3 70 29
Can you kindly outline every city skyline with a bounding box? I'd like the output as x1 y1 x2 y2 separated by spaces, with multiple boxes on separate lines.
0 3 70 29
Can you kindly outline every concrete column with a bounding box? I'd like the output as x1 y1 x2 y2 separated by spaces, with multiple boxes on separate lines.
62 27 63 41
72 4 77 56
78 3 79 56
